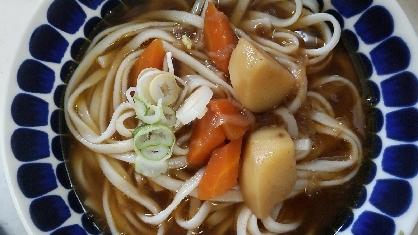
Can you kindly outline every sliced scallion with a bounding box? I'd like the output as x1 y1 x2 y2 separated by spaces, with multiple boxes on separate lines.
133 124 175 151
132 123 175 177
133 96 163 124
149 73 180 105
176 85 213 125
135 154 169 177
160 106 178 127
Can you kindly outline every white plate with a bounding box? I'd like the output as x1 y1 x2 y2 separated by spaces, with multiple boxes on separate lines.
1 0 418 234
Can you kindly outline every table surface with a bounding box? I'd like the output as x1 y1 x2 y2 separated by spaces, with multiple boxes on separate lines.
1 0 418 234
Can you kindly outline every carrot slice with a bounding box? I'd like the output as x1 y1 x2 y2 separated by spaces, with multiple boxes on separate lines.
203 2 238 75
128 38 165 88
198 137 243 200
208 99 251 140
187 109 226 168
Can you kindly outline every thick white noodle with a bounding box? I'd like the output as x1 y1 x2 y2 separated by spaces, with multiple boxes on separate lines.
302 0 319 12
241 203 301 234
67 69 106 138
297 157 356 172
191 0 206 15
115 110 136 137
97 154 160 214
103 181 118 234
139 10 204 28
239 18 272 33
292 111 362 188
294 138 311 151
175 201 213 229
237 206 252 235
233 27 298 63
72 154 90 191
183 74 219 93
157 224 166 235
311 111 362 157
308 51 330 65
86 21 174 52
75 138 134 154
113 49 142 107
252 32 300 55
162 41 238 99
297 123 359 172
206 207 231 227
74 97 98 133
97 50 117 68
230 0 251 25
298 13 341 56
125 29 176 50
261 216 300 233
140 168 205 224
294 138 312 161
108 152 136 163
311 76 364 136
85 103 133 143
172 144 189 156
296 164 360 189
286 64 307 113
274 107 298 137
124 210 154 234
149 173 243 202
307 91 335 117
248 215 275 235
168 156 188 169
247 0 302 28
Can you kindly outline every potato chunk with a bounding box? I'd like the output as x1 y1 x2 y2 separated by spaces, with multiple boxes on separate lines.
240 126 296 219
229 38 294 112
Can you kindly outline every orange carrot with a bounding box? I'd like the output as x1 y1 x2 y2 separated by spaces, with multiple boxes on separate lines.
198 137 243 200
187 99 252 168
187 109 226 168
208 99 252 140
203 2 238 75
128 38 165 88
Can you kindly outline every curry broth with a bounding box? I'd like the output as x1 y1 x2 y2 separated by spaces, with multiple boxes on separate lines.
62 1 375 234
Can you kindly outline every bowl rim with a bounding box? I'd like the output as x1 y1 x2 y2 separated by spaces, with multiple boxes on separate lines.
1 0 418 234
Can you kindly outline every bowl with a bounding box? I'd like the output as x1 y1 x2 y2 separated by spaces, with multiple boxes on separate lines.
1 0 418 234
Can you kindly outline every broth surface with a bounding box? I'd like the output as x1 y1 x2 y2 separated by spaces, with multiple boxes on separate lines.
63 1 375 234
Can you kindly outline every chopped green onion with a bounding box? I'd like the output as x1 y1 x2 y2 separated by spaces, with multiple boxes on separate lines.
133 124 175 151
129 68 185 177
181 35 193 50
135 155 169 177
149 73 180 105
160 106 178 127
141 145 171 161
133 96 163 124
176 85 213 125
133 123 175 177
136 69 162 103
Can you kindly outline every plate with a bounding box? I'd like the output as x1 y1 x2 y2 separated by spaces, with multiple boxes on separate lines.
1 0 418 234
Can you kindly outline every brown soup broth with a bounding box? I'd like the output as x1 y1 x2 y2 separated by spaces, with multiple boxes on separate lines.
61 1 377 234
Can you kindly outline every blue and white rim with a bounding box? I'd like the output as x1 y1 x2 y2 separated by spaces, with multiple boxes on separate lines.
3 0 418 234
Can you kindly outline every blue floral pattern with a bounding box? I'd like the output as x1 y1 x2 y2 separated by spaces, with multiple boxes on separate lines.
4 0 418 234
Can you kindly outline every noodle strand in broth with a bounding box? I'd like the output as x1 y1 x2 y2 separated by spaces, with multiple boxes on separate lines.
64 0 369 234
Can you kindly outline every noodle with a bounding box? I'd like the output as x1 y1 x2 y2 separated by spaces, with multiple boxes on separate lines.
63 0 369 234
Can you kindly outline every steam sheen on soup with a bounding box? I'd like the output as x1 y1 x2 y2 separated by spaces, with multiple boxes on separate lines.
63 0 373 234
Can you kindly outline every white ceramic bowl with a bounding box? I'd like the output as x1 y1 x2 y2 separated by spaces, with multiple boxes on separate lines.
1 0 418 234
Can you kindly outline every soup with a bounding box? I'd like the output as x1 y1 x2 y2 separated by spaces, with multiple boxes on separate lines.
63 0 374 234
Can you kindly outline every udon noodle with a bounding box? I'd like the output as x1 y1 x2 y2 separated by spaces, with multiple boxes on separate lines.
64 0 368 234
